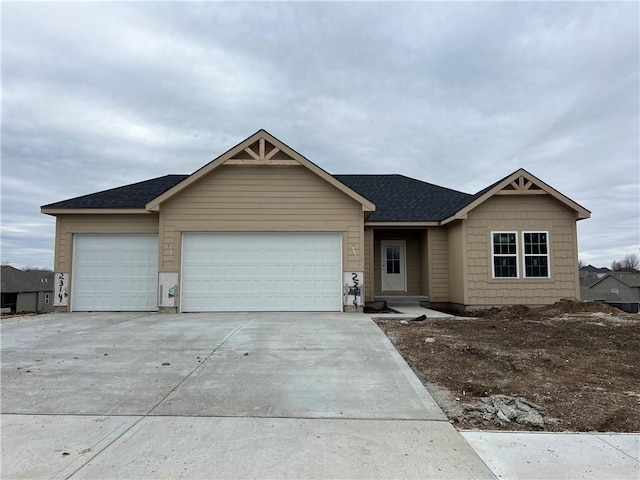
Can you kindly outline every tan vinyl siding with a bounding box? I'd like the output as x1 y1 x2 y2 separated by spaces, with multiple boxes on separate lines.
54 214 159 273
465 195 579 306
373 230 422 295
420 230 429 297
447 221 465 305
427 227 449 302
160 165 364 274
364 228 374 302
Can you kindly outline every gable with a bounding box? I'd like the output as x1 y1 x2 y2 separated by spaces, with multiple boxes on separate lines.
442 169 590 224
590 273 640 290
146 130 375 213
162 164 364 223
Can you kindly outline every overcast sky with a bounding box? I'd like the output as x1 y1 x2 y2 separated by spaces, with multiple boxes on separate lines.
2 1 638 270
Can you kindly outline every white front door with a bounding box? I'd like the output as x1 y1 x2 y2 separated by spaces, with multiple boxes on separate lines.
381 241 406 292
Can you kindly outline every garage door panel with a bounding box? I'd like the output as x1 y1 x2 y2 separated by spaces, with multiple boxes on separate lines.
182 232 341 312
72 235 158 311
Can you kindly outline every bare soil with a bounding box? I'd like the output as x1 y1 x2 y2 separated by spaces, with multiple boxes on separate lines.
375 300 640 432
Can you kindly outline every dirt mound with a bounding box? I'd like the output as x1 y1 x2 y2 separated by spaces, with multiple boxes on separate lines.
471 299 622 320
375 311 640 432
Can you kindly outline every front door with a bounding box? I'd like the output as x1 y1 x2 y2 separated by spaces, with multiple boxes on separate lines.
381 241 406 292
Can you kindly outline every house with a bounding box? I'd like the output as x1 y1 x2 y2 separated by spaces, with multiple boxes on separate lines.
581 272 640 313
1 265 54 314
579 264 611 279
41 130 590 313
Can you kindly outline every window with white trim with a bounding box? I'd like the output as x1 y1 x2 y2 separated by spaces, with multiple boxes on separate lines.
523 231 549 278
492 232 518 278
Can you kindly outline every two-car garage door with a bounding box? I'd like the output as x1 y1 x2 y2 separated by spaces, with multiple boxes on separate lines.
181 232 342 312
72 232 342 312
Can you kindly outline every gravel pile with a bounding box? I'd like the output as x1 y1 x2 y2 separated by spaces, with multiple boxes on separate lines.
458 395 559 428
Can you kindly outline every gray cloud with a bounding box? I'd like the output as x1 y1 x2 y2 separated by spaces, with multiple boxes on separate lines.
2 1 638 269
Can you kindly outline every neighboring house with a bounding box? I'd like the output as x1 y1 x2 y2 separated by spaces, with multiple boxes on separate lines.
41 130 590 313
1 266 54 313
581 272 640 313
579 264 611 279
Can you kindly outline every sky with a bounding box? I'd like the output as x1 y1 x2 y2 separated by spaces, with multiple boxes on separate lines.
2 1 639 270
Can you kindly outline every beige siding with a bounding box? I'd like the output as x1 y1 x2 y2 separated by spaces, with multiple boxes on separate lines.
447 221 465 305
373 230 422 295
427 227 449 303
364 228 374 302
420 231 429 297
160 165 364 274
54 214 159 273
464 195 579 306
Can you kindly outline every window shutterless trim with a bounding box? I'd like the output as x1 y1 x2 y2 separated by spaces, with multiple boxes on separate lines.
491 231 519 278
522 231 550 278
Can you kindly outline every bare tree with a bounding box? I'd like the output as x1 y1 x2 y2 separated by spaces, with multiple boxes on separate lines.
611 254 640 272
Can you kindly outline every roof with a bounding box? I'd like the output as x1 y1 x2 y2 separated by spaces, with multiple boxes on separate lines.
42 175 188 210
580 265 611 274
40 133 590 223
590 272 640 289
1 266 54 293
334 175 472 222
40 172 471 222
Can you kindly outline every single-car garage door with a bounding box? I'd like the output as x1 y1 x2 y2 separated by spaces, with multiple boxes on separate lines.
181 232 342 312
72 234 158 311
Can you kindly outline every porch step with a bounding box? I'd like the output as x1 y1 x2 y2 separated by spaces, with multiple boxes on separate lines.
375 295 430 306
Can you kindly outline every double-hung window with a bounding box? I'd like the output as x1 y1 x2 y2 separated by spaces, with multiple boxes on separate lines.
492 232 518 278
492 231 550 278
523 232 549 278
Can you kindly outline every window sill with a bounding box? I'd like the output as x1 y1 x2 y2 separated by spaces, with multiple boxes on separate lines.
489 277 553 283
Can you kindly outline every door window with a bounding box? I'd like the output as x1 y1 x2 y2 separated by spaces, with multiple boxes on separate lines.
386 245 400 274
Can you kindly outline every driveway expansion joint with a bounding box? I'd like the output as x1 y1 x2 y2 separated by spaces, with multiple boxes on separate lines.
59 318 254 479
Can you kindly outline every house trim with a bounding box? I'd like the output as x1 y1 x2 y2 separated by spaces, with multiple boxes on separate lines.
366 221 441 227
145 130 376 214
441 169 590 225
42 208 152 215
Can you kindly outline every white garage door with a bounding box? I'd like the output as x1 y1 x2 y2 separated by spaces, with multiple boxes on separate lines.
181 232 342 312
72 235 158 311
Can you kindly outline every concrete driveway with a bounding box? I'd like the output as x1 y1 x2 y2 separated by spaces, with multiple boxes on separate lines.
1 312 494 479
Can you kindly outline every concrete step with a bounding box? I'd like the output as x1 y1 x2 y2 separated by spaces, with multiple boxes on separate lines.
375 295 430 306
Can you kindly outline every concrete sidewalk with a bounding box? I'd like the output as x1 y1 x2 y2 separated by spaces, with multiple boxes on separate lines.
1 312 494 479
374 306 640 480
462 430 639 480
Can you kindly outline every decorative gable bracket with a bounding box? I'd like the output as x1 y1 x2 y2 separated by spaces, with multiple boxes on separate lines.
226 138 299 166
496 175 545 195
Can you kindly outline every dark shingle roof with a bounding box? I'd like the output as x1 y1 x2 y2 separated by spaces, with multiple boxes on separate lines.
42 175 188 209
580 265 612 274
42 172 480 222
1 266 53 293
334 174 473 222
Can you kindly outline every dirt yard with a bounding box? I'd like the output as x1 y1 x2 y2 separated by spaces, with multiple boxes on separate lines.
375 300 640 433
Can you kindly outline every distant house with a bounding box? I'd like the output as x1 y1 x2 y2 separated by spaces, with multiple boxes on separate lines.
1 266 54 314
579 265 611 279
580 272 640 313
